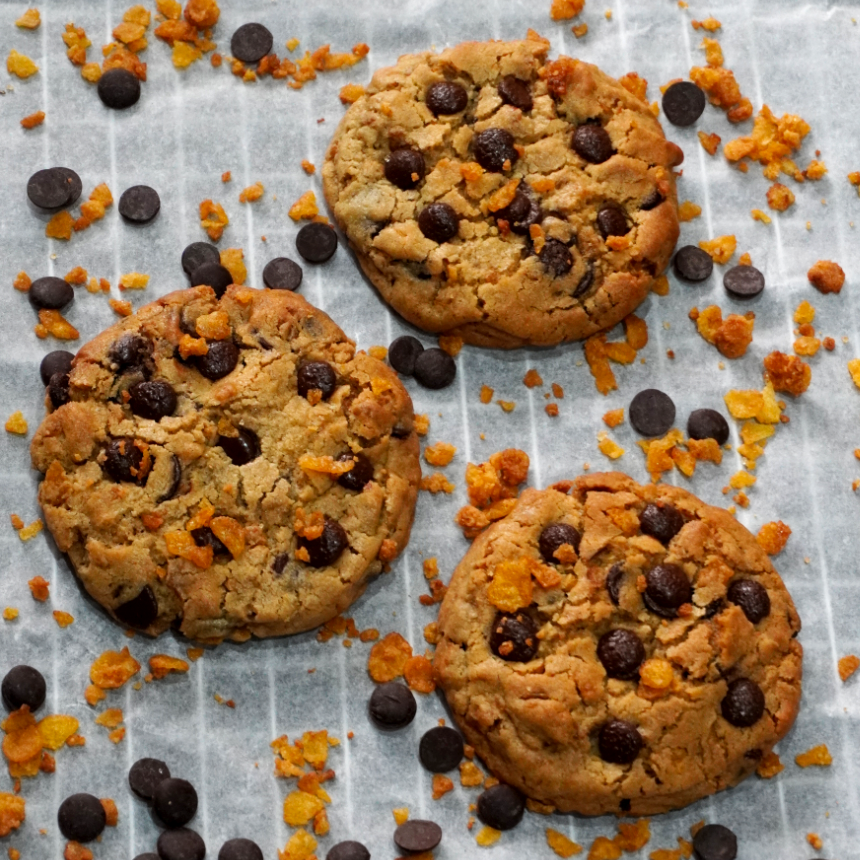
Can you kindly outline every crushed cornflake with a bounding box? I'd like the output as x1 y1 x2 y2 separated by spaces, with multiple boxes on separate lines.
0 794 25 837
199 199 229 241
807 259 845 294
16 8 41 29
16 519 43 541
149 655 190 680
766 183 795 211
692 16 721 30
438 334 463 356
603 408 624 428
13 272 31 292
690 305 754 359
638 429 722 482
724 105 811 179
367 632 412 682
698 235 737 265
838 655 860 682
497 400 516 412
4 413 27 436
689 65 748 121
109 299 131 317
764 350 811 396
239 182 265 204
795 744 832 767
572 22 588 37
476 826 501 847
2 609 17 622
45 212 74 241
53 611 74 628
89 647 141 690
756 521 791 555
794 300 815 325
424 442 456 467
456 449 529 538
587 835 622 860
420 472 455 494
550 0 584 19
698 131 721 155
119 272 149 290
678 201 701 222
700 38 723 67
547 828 583 857
414 414 429 435
6 50 38 78
27 576 49 602
289 191 319 221
597 431 624 460
756 750 784 779
35 309 79 341
94 709 124 730
431 774 454 800
20 110 45 129
751 208 771 224
278 828 317 860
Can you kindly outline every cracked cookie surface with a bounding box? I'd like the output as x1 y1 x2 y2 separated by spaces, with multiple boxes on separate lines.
434 472 801 815
323 37 683 348
30 286 420 644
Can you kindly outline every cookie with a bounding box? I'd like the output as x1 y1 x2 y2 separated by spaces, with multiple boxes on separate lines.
323 37 683 348
30 286 421 644
434 472 802 815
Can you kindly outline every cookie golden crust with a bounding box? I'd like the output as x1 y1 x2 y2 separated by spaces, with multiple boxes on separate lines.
434 473 802 816
30 286 420 644
323 38 683 348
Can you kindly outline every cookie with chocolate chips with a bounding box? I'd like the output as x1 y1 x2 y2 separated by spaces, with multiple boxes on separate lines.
30 286 420 643
434 472 802 815
323 37 683 348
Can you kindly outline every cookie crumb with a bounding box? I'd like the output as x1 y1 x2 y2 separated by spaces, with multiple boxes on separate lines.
420 473 455 494
766 183 795 211
545 403 559 417
808 259 845 294
756 750 784 779
20 110 45 129
806 833 823 851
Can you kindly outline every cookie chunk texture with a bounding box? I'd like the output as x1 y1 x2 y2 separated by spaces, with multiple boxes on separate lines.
434 472 801 815
31 286 420 643
323 38 683 348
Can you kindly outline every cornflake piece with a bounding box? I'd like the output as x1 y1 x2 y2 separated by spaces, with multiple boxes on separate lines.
20 111 45 129
16 9 41 29
119 272 149 290
603 409 624 428
7 50 38 78
487 557 535 612
551 0 585 19
53 611 74 628
756 750 784 779
692 306 754 359
17 519 44 541
5 413 27 436
807 259 845 294
724 105 811 176
624 313 648 350
547 828 583 857
2 609 17 622
278 828 317 860
698 235 737 265
794 300 815 325
432 774 454 800
424 442 456 467
46 212 74 241
404 655 435 694
283 790 325 826
90 647 141 689
239 182 265 204
700 38 723 67
584 334 617 395
367 632 412 683
460 760 483 787
597 431 624 460
476 826 501 846
764 351 811 395
13 272 31 292
795 744 832 767
615 819 650 851
94 709 124 729
37 715 79 750
199 199 229 241
289 191 319 221
766 183 795 211
108 728 125 744
587 835 622 860
149 655 189 680
480 385 494 404
420 472 455 494
689 65 744 116
839 655 860 682
698 131 721 155
0 794 25 837
692 16 721 30
339 82 365 102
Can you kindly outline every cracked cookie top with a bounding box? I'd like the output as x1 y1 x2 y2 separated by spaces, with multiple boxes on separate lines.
323 37 683 348
30 286 420 644
434 472 801 816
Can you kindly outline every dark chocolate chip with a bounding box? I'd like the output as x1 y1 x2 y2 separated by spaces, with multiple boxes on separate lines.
110 333 152 370
369 682 417 730
297 517 348 567
597 205 629 239
272 553 289 575
597 629 645 680
572 123 614 164
384 148 426 190
629 388 676 437
134 854 160 860
473 128 518 173
191 527 230 557
48 371 71 409
196 340 239 380
662 81 706 127
539 238 574 277
190 262 233 298
639 503 684 545
413 347 456 389
129 757 171 802
182 242 221 277
703 598 724 619
673 245 714 282
58 793 106 842
40 350 74 385
489 611 538 662
393 820 442 854
723 264 765 299
498 75 533 112
476 784 525 831
417 202 459 243
97 67 141 110
2 665 46 713
619 798 631 812
692 823 738 860
219 838 264 860
296 222 338 263
325 842 370 860
388 335 424 376
157 454 182 504
154 778 198 828
56 168 83 206
297 361 337 400
129 380 177 421
494 189 541 235
218 428 261 466
262 257 303 291
597 719 643 764
419 726 464 773
721 678 765 727
727 580 770 624
103 437 148 484
425 81 468 115
119 185 161 223
687 408 729 445
27 168 75 209
157 828 206 860
230 23 274 63
606 563 624 605
336 452 374 491
115 585 159 629
538 522 581 563
644 563 692 618
573 263 594 298
640 189 664 210
29 276 73 310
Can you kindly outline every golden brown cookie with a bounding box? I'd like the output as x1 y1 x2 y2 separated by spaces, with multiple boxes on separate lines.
30 286 420 644
323 37 683 348
434 472 802 815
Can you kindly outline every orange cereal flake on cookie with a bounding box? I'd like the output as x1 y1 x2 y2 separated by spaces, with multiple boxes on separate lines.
367 632 412 683
807 260 845 294
795 744 832 767
487 557 537 612
89 647 141 689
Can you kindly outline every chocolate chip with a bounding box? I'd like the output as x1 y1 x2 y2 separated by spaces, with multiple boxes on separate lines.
727 580 770 624
129 757 171 801
495 189 541 235
272 553 289 575
129 380 177 421
662 81 706 127
574 263 594 298
325 842 370 860
115 585 159 629
296 222 338 263
425 81 468 115
48 372 71 409
336 452 374 491
182 242 221 277
388 335 424 376
572 123 613 164
723 264 765 299
119 185 161 223
597 719 643 764
687 408 729 445
191 527 230 557
692 824 738 860
2 666 46 713
419 726 464 773
154 778 198 828
29 276 73 310
597 629 645 680
196 340 239 380
157 455 182 504
219 838 264 860
369 682 417 730
606 563 624 605
263 257 303 291
230 23 274 63
476 784 525 831
721 678 765 727
297 361 337 400
27 168 76 209
97 67 141 109
218 428 261 465
703 598 724 619
539 238 574 277
673 245 714 282
417 202 459 243
597 205 629 238
384 148 426 190
639 503 684 545
40 350 74 385
58 793 106 843
644 563 692 618
538 522 581 563
134 854 160 860
640 189 664 210
413 347 456 389
498 75 533 112
629 388 676 437
393 820 442 854
110 333 152 370
489 611 538 662
56 168 83 206
297 517 348 567
473 128 518 172
157 828 206 860
190 262 233 298
103 437 148 484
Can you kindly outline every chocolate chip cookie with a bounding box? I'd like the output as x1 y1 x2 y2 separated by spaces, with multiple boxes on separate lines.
434 472 802 815
30 286 421 644
323 37 683 348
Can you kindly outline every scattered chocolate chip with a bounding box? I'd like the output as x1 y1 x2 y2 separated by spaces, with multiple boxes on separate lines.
218 428 261 466
425 81 467 115
115 585 159 629
40 350 74 385
27 168 76 209
489 611 538 662
297 517 348 567
727 580 771 624
384 148 426 190
639 503 684 545
640 189 664 210
97 67 141 110
129 380 177 421
196 340 239 380
129 757 171 802
325 842 370 860
723 264 765 299
417 202 459 243
48 371 71 409
573 263 594 298
230 23 273 63
673 245 714 282
393 820 442 854
721 678 765 727
219 838 264 860
154 778 198 828
419 726 464 773
476 784 525 831
336 452 374 491
538 522 581 563
182 242 221 277
644 563 692 618
2 665 46 713
539 238 574 277
413 347 456 389
597 205 629 238
29 276 73 310
110 333 152 370
388 335 424 376
191 526 230 557
606 563 624 605
473 128 518 173
103 437 148 484
297 360 337 400
629 388 676 437
597 629 645 680
190 262 233 298
498 75 533 112
687 408 729 445
296 222 338 263
369 682 417 730
263 257 303 291
495 189 541 234
157 828 206 860
157 454 182 504
692 823 738 860
662 81 706 127
119 185 161 223
597 719 643 764
572 123 614 164
58 793 106 843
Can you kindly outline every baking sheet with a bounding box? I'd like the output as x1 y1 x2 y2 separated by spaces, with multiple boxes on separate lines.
0 0 858 857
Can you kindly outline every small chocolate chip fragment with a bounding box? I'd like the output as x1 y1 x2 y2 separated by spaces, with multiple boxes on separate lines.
157 828 206 860
196 340 239 380
27 168 76 209
606 563 624 605
297 517 348 567
639 503 684 545
97 67 141 110
325 842 370 860
727 579 771 624
597 205 629 239
58 793 106 843
115 585 159 630
48 372 71 409
598 719 643 764
572 123 614 164
489 611 538 662
393 820 442 854
369 682 417 730
230 23 273 63
191 527 230 557
413 347 456 389
673 245 714 282
129 380 177 421
703 598 724 619
2 666 46 713
419 726 464 773
218 428 261 466
103 437 148 484
182 242 221 277
662 81 706 127
629 388 676 437
129 757 171 802
263 257 303 291
476 784 525 831
29 276 73 310
644 563 692 618
119 185 161 224
190 262 233 298
157 455 182 504
425 80 468 115
723 264 765 299
417 202 459 243
219 838 264 860
473 128 518 173
296 222 338 263
154 778 198 828
640 189 664 210
388 335 424 376
692 823 738 860
573 263 594 298
110 333 151 370
498 75 533 112
384 148 426 190
538 522 581 563
336 452 374 491
687 408 729 445
721 678 765 727
495 189 541 234
40 350 74 385
539 238 573 277
597 629 645 680
297 361 337 400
